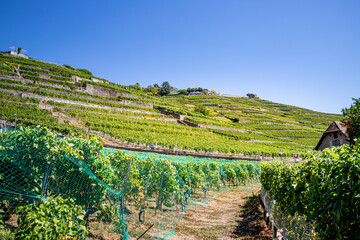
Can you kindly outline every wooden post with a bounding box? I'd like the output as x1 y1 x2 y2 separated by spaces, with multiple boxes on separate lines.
268 219 272 230
264 209 267 220
272 224 277 239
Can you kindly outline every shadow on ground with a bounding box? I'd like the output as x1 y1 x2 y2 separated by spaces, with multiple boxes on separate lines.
232 194 272 240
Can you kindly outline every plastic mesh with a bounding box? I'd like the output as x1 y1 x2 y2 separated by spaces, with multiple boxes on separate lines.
0 128 260 239
260 188 318 240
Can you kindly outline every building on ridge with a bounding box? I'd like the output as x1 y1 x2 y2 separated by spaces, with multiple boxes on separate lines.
0 51 28 59
314 121 349 151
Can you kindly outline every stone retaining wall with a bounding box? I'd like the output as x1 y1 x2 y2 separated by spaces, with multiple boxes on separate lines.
182 120 199 127
198 123 249 133
0 88 153 113
159 109 185 120
83 83 146 100
0 80 153 109
51 116 78 121
0 75 22 81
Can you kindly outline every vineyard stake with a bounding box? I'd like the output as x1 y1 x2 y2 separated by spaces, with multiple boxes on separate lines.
272 224 277 239
136 224 154 240
139 163 153 223
121 159 132 214
156 164 166 213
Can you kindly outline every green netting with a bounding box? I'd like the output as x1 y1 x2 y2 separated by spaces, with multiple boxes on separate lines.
0 128 15 134
260 188 318 239
0 127 260 239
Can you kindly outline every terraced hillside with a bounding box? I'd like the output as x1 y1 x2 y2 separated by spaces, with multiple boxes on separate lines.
0 53 341 157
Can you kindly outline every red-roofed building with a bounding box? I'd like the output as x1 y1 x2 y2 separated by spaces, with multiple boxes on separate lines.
315 121 349 150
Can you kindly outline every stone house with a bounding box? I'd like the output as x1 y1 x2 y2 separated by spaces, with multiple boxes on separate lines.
1 51 28 59
315 121 349 150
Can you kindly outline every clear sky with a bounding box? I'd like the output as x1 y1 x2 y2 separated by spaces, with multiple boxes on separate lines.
1 0 359 114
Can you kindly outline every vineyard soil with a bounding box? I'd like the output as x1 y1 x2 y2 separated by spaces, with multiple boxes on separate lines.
169 185 272 240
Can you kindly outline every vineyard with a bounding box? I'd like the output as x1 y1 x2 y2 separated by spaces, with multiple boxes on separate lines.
0 127 260 239
0 53 342 158
260 141 360 239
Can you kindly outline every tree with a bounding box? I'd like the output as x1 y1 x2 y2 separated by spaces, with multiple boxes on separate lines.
342 98 360 145
76 68 93 76
177 89 188 95
195 105 210 116
17 47 22 54
144 85 160 96
159 81 171 96
129 83 141 90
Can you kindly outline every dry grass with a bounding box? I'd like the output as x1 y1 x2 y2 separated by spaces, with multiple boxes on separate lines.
167 184 272 240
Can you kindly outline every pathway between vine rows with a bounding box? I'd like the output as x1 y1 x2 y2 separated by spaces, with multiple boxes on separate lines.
168 185 273 240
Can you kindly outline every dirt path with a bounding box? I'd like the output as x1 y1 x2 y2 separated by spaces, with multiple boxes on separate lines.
168 185 272 240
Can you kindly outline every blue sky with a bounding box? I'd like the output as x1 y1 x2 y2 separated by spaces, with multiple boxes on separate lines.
1 0 359 114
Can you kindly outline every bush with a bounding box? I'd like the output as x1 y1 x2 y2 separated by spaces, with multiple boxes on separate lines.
342 98 360 145
261 141 360 239
16 196 88 239
63 64 75 70
195 105 210 116
232 117 240 123
177 89 188 95
76 68 93 76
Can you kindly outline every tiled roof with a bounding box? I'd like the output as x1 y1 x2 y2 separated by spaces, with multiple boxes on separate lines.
334 121 347 135
315 121 348 150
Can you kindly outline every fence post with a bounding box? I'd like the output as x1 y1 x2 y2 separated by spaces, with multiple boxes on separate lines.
156 164 166 212
268 219 272 230
272 224 277 239
121 159 132 214
263 209 267 220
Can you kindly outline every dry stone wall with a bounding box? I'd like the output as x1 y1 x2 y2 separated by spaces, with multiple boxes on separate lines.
0 88 152 113
0 75 21 81
159 109 185 120
0 79 153 109
198 123 249 133
25 79 75 90
83 84 146 100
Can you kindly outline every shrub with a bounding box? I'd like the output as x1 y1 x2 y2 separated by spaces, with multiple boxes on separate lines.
63 64 75 70
76 68 93 76
195 105 210 116
342 98 360 145
16 196 88 239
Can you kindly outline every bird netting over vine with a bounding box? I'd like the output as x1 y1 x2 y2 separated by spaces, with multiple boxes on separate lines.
0 127 260 239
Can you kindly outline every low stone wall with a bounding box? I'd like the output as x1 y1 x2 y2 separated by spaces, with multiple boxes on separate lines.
218 94 243 98
0 75 22 81
83 84 145 100
119 99 153 109
90 77 107 83
51 116 78 121
198 123 249 133
39 73 51 79
182 120 199 127
159 109 184 120
0 80 153 109
23 78 75 91
0 88 151 113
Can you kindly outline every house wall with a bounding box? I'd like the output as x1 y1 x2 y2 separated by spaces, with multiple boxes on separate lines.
1 51 28 59
317 132 349 150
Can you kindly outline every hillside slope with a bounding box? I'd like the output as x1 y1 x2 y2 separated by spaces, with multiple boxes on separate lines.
0 53 341 157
